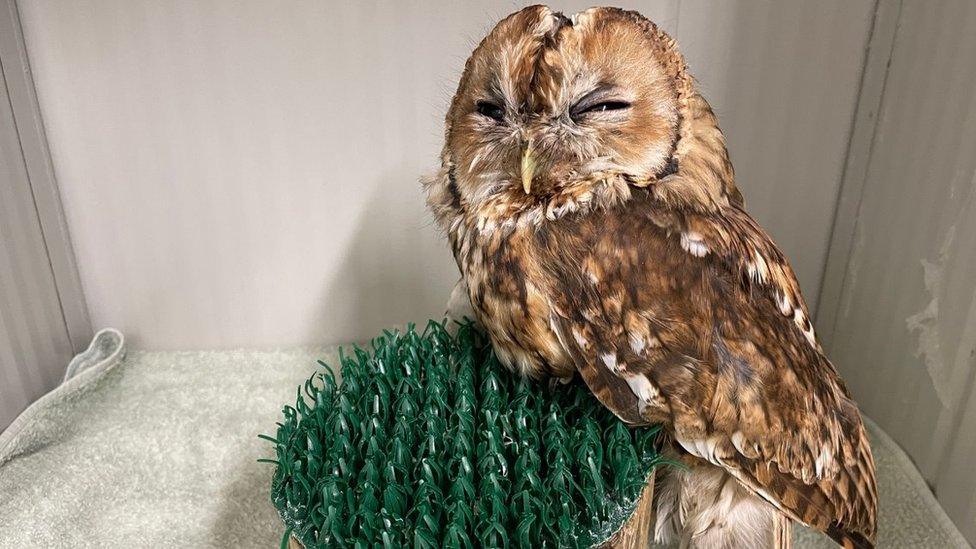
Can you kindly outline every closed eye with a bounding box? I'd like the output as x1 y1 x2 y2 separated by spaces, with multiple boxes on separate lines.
578 101 631 114
570 85 632 120
476 101 505 122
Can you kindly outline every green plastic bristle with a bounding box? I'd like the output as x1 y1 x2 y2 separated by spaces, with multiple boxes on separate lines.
265 320 662 548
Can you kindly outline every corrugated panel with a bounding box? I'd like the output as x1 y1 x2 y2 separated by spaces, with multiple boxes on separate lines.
0 0 91 354
17 0 870 349
0 36 75 429
821 0 976 542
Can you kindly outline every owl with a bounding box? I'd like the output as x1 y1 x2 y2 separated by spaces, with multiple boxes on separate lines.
426 6 877 548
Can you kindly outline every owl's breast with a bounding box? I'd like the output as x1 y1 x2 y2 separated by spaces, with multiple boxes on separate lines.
454 225 573 379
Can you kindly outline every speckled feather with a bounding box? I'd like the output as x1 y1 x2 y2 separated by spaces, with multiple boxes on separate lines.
425 6 876 547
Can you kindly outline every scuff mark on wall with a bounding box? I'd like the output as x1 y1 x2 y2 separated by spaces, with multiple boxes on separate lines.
906 227 956 407
906 174 976 409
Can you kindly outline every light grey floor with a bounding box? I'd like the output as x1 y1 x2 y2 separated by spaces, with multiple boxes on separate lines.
0 330 968 548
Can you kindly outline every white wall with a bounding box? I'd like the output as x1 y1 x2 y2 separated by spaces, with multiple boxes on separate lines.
17 0 873 349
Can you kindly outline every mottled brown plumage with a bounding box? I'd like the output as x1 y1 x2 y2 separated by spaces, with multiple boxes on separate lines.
425 6 877 547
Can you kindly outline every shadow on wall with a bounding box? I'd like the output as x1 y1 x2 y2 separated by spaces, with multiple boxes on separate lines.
307 169 456 344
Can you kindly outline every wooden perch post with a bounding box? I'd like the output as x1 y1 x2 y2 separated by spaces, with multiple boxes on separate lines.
600 470 656 548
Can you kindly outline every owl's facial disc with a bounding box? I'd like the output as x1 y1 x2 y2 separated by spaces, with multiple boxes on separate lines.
444 6 680 217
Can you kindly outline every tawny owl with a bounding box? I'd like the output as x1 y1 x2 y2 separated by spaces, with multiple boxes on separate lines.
426 6 877 548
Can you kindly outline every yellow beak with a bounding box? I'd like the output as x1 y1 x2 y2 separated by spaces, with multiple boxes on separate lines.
521 141 536 194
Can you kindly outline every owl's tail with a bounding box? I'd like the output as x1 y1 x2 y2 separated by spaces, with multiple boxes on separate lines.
654 457 780 549
825 525 874 549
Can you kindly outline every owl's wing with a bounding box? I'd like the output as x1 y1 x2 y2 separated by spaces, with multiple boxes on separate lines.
543 202 877 547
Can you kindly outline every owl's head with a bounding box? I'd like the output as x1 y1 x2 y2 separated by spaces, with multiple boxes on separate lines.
427 6 738 235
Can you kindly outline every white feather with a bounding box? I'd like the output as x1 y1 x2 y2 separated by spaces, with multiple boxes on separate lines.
655 454 778 549
629 332 646 354
681 232 710 257
571 327 588 349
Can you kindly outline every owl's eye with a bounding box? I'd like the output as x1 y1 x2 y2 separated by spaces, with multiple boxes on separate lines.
571 85 632 121
476 101 505 122
571 100 632 123
579 101 631 114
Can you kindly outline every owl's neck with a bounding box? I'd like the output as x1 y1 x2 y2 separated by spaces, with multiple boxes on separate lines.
648 92 743 211
463 172 636 237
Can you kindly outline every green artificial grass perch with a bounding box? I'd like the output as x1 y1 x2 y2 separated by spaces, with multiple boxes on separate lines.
263 320 663 548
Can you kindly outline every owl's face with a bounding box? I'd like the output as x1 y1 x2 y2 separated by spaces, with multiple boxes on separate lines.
440 6 680 226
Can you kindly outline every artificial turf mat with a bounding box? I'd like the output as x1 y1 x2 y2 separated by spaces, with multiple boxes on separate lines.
264 321 662 548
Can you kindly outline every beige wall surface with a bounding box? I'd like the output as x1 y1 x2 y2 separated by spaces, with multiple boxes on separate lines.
819 0 976 542
17 0 873 349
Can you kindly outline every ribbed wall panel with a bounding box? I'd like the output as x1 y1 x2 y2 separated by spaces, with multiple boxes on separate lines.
0 55 75 429
822 0 976 542
15 0 874 350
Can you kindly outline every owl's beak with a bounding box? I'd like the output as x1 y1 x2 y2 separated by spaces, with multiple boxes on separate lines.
520 141 536 194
